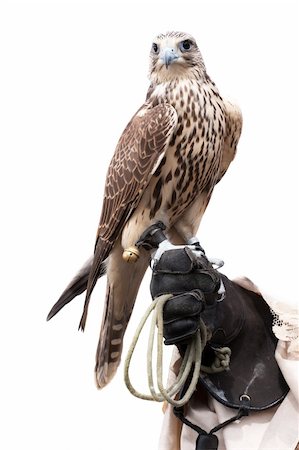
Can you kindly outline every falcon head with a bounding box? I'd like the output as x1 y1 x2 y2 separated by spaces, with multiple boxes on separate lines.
149 31 206 83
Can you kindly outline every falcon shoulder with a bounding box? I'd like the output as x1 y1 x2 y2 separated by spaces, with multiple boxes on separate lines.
217 100 242 183
79 103 178 329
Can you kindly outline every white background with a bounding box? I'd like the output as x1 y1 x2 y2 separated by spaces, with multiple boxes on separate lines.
0 0 298 449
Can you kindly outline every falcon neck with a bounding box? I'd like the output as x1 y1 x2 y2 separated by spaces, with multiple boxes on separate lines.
148 77 212 106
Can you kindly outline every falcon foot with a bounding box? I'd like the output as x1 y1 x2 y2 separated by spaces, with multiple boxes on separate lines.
187 236 205 254
122 246 140 263
153 239 182 262
136 221 167 251
188 236 224 270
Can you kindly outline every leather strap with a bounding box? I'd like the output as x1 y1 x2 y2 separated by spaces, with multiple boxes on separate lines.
173 393 250 449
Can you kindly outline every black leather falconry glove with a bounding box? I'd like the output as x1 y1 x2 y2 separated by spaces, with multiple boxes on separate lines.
151 246 222 352
136 222 223 352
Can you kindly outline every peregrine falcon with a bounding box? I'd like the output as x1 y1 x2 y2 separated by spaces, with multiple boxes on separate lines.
47 31 242 389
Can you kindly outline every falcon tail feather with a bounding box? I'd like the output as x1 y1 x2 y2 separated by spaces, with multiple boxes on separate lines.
95 240 148 389
78 240 113 331
46 256 106 321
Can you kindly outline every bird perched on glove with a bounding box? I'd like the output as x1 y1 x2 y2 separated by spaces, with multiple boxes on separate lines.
47 31 242 389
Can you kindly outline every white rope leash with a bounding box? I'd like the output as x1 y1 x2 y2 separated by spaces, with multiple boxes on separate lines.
124 294 208 407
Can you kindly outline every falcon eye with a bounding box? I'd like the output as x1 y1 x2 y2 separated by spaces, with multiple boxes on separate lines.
152 43 159 53
180 39 193 52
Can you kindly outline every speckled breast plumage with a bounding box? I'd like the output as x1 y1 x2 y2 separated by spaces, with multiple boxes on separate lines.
147 78 226 224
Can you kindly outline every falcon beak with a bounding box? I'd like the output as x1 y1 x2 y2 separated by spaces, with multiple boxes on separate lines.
161 48 179 69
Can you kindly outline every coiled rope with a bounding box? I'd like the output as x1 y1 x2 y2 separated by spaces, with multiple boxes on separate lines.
124 294 231 407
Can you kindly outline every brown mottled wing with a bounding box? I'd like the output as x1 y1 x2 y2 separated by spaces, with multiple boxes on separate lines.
217 100 242 183
78 103 177 330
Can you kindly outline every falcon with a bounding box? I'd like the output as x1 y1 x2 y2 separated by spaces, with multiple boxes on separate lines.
47 31 242 389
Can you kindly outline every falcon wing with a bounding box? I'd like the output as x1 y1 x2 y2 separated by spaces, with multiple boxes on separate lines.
79 103 177 329
217 100 242 183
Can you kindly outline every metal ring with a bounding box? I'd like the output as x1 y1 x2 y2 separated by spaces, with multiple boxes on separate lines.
239 394 251 402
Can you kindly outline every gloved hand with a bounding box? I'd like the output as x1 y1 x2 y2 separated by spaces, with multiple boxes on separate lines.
162 289 205 346
150 246 222 350
137 222 223 349
150 246 222 304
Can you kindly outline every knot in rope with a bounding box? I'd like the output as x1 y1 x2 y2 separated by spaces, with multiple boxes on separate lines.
201 346 231 374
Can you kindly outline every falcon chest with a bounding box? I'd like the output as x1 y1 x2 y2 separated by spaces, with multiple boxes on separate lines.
148 79 226 221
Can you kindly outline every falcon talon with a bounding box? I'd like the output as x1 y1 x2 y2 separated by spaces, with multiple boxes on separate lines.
208 257 225 269
193 244 205 253
122 246 140 263
187 236 202 245
187 237 206 254
187 247 205 259
217 279 226 302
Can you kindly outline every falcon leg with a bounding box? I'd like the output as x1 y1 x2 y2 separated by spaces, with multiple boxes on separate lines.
121 212 161 263
135 222 200 262
121 202 170 263
173 190 211 254
134 221 179 262
123 221 167 262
